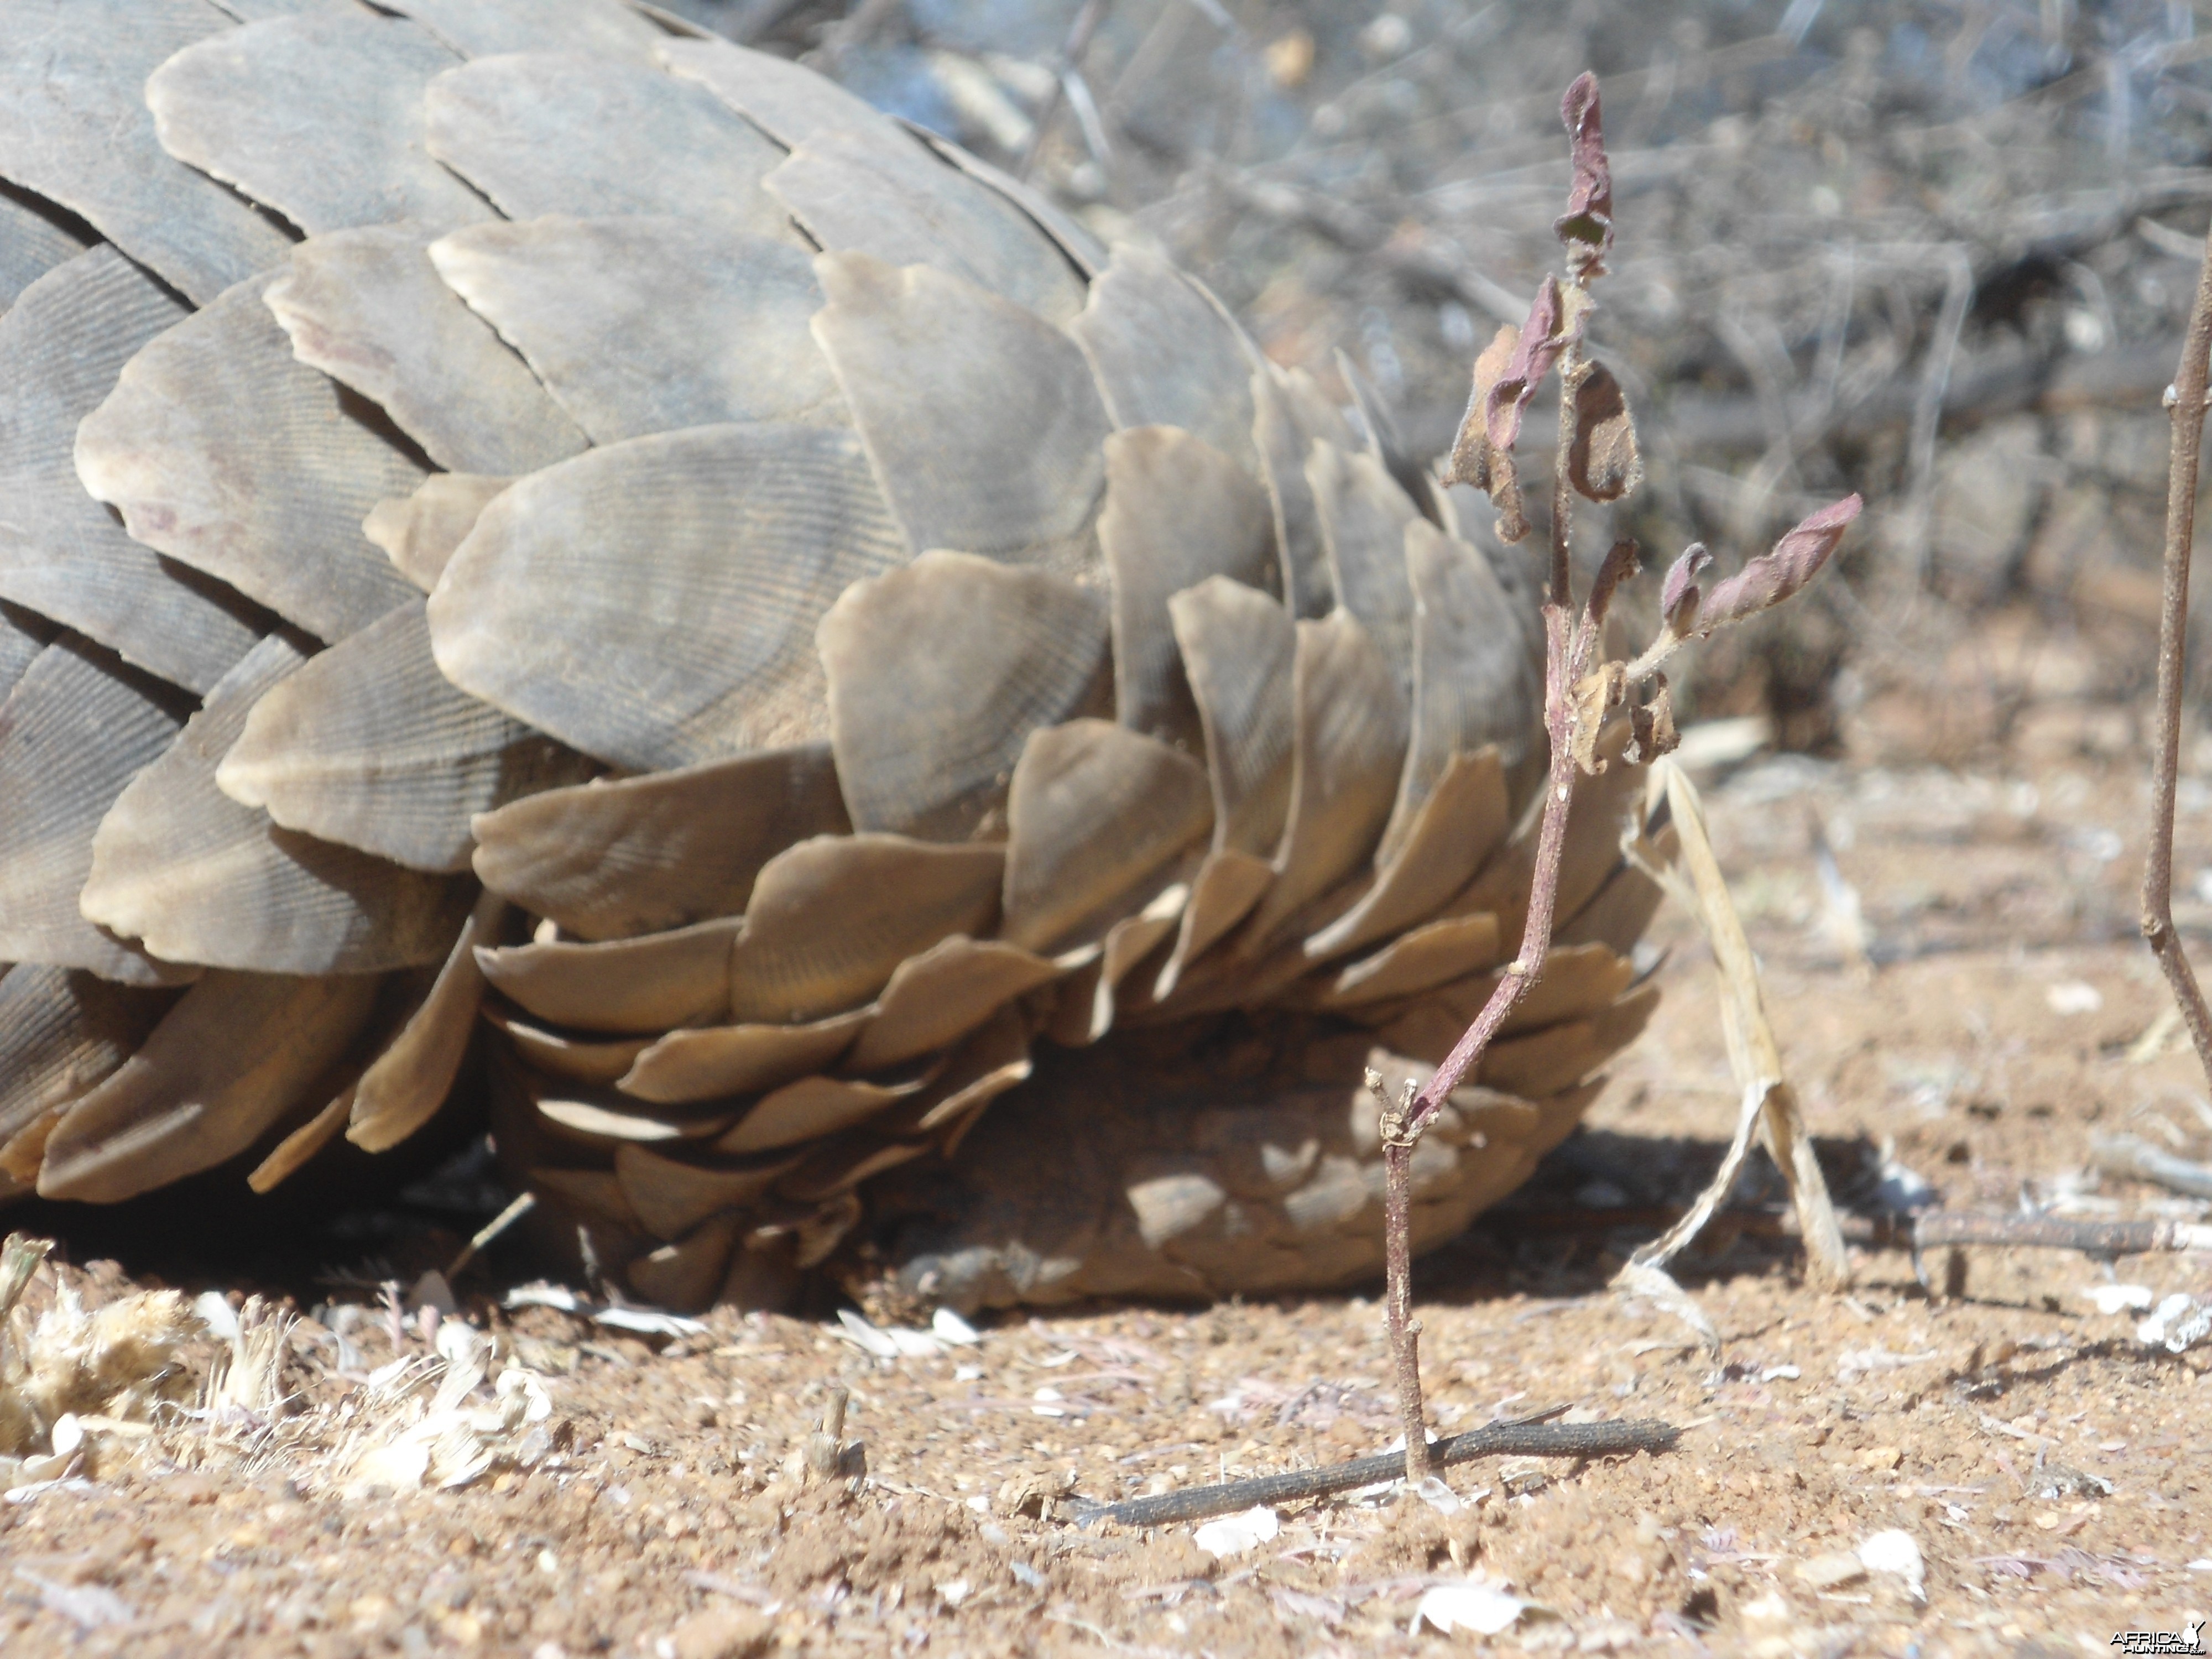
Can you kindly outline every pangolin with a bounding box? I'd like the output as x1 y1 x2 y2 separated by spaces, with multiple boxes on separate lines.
0 0 1665 1311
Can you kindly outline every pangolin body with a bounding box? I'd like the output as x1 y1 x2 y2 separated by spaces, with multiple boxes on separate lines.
0 0 1663 1310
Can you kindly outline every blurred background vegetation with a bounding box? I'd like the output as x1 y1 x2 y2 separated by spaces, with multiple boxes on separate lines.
655 0 2212 763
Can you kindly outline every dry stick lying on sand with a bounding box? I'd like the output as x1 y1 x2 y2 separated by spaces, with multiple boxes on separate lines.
1074 1408 1680 1530
2092 1131 2212 1201
1498 1203 2212 1260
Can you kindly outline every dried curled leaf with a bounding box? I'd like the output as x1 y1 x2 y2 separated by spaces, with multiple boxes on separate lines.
1659 543 1711 638
1479 279 1590 544
1698 495 1861 634
1625 676 1678 766
1483 276 1565 458
1583 538 1641 633
1569 660 1626 775
1553 73 1613 276
1441 324 1518 494
1566 362 1640 503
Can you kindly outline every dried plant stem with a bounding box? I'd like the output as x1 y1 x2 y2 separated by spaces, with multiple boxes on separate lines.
2142 230 2212 1084
1380 349 1592 1486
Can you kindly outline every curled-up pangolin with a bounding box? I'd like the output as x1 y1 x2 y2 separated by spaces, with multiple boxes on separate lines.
0 0 1667 1312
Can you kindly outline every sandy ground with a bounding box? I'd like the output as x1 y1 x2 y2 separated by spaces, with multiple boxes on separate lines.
4 625 2211 1658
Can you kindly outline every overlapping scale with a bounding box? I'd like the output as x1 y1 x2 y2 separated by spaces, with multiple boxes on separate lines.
80 632 476 973
0 190 92 312
0 0 294 306
145 13 488 237
429 422 905 770
657 34 896 148
1251 362 1355 620
1098 427 1274 749
0 248 265 694
768 127 1088 326
0 636 199 984
477 917 741 1035
366 474 513 592
74 272 425 643
429 217 838 441
382 0 667 61
37 968 381 1202
215 598 594 874
470 744 848 942
0 964 180 1174
424 54 789 232
1233 609 1408 953
1306 440 1422 684
818 552 1110 841
265 225 589 476
1071 245 1259 475
812 253 1110 573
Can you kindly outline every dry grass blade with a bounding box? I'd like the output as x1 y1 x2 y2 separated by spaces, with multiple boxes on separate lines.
1615 760 1851 1311
0 1232 51 1322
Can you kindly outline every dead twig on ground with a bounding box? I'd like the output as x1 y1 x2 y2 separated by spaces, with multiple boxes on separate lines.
2140 224 2212 1081
1909 1210 2212 1257
444 1190 538 1282
1495 1202 2212 1259
2091 1131 2212 1200
1074 1407 1678 1531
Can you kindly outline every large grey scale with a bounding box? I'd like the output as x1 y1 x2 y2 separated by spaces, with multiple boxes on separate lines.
0 0 1666 1311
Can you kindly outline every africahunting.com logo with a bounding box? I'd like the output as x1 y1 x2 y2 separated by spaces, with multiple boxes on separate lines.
2111 1619 2206 1656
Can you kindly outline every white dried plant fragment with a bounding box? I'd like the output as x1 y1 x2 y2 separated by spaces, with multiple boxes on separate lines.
930 1307 982 1345
1411 1580 1526 1636
2140 1293 2211 1353
202 1296 296 1419
1193 1504 1279 1558
2 1238 202 1474
2083 1283 2155 1316
339 1321 553 1496
836 1308 943 1358
1857 1528 1926 1600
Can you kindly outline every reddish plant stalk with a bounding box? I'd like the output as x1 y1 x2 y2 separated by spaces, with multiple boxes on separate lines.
2142 229 2212 1081
1381 343 1592 1484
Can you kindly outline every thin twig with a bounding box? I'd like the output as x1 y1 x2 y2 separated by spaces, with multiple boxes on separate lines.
1494 1203 2212 1256
801 0 902 75
2141 225 2212 1084
1380 546 1585 1485
1910 1211 2212 1255
1380 269 1606 1485
1018 0 1114 181
2092 1131 2212 1200
444 1190 539 1281
1899 243 1974 587
1074 1411 1679 1530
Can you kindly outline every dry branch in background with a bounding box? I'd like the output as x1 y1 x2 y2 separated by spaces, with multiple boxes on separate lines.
2140 222 2212 1083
